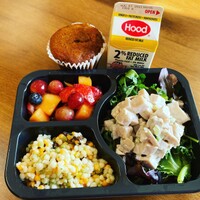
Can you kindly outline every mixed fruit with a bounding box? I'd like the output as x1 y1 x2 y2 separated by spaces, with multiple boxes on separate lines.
27 76 102 121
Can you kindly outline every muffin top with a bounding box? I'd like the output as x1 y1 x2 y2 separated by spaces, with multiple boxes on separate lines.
49 23 104 64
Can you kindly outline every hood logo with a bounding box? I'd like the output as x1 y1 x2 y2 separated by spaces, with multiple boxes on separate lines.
122 20 151 37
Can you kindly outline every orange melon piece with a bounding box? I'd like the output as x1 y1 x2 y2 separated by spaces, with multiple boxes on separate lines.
75 104 94 120
36 93 61 116
78 76 92 86
29 108 49 122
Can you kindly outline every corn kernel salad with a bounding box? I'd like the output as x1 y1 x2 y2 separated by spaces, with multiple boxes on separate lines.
16 131 115 189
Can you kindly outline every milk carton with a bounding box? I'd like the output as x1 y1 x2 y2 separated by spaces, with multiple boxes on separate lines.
107 2 164 68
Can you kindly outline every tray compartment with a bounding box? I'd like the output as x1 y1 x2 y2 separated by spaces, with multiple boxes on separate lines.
99 68 200 184
21 72 111 121
6 124 122 198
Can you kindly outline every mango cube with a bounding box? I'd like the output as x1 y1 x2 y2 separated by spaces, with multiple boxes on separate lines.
36 93 61 116
75 104 94 120
29 108 49 122
78 76 92 86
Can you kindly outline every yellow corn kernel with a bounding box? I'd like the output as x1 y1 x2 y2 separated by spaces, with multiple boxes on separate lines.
104 164 111 169
87 142 94 147
38 185 45 190
73 165 78 173
34 174 40 181
79 179 84 185
94 176 100 184
44 139 50 146
74 140 79 145
101 180 108 187
58 133 66 141
16 164 23 171
55 138 62 146
109 175 115 182
80 178 88 186
67 134 73 140
45 170 52 176
39 147 44 155
28 166 35 173
68 144 74 150
94 163 99 171
27 181 35 188
94 163 100 173
92 174 98 179
74 151 80 158
60 149 65 154
58 133 63 138
52 167 58 174
88 155 93 160
32 149 39 155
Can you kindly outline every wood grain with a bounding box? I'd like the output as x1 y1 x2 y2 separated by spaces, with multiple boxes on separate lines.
0 0 200 199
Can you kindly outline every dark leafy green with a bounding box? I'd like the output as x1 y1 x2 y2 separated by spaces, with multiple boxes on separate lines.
157 138 195 183
149 84 168 100
110 69 166 106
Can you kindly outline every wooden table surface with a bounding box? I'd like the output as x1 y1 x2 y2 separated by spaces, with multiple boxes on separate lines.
1 0 200 199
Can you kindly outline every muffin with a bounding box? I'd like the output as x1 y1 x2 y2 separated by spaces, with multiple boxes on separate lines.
47 22 106 69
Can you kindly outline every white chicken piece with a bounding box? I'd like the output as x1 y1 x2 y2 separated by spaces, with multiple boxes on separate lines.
115 108 139 126
130 94 153 114
167 100 190 124
104 119 115 131
135 154 160 169
111 98 132 117
112 124 134 140
136 126 159 147
133 118 146 133
116 147 125 155
140 107 153 120
134 141 158 156
146 115 164 130
138 89 150 100
150 93 166 109
172 122 184 141
158 140 173 153
111 98 139 126
152 105 171 122
116 138 135 155
161 127 179 147
104 119 134 140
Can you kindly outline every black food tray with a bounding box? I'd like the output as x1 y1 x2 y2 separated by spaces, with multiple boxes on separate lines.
5 68 200 199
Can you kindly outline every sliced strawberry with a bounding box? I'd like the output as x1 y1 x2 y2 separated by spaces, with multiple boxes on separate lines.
59 84 102 105
59 86 75 103
90 86 102 102
74 84 95 105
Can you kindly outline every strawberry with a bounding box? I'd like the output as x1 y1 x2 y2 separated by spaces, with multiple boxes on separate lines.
90 86 102 102
59 86 75 103
59 84 102 105
74 84 95 105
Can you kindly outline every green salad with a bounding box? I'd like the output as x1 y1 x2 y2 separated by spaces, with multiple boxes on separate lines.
102 69 198 184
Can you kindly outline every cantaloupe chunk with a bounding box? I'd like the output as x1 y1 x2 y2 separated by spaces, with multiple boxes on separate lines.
29 108 49 122
74 104 94 120
36 93 61 116
78 76 92 86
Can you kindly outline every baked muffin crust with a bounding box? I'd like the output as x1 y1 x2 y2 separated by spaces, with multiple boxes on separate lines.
49 23 104 64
